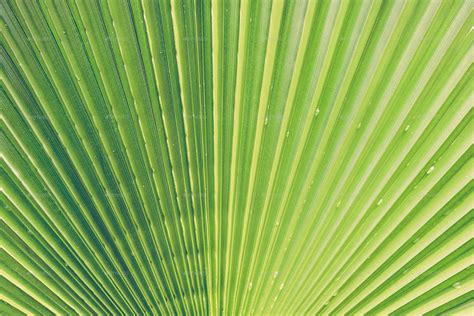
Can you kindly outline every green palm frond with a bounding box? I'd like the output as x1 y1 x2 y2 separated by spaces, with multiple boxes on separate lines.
1 0 473 315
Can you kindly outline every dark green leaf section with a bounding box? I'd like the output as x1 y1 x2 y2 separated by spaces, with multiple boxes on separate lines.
1 0 472 315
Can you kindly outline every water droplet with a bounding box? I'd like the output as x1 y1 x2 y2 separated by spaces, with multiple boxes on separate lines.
336 201 341 208
315 108 320 116
404 125 410 132
275 221 280 226
273 271 279 278
357 122 362 130
332 291 338 297
279 283 284 290
286 131 290 138
264 117 268 125
427 165 435 174
248 282 253 290
453 282 461 289
412 237 420 244
377 199 383 206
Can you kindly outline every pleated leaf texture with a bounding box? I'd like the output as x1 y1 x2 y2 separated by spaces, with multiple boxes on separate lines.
1 0 473 315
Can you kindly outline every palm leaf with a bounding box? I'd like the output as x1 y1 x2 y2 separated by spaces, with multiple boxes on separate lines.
1 0 472 314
